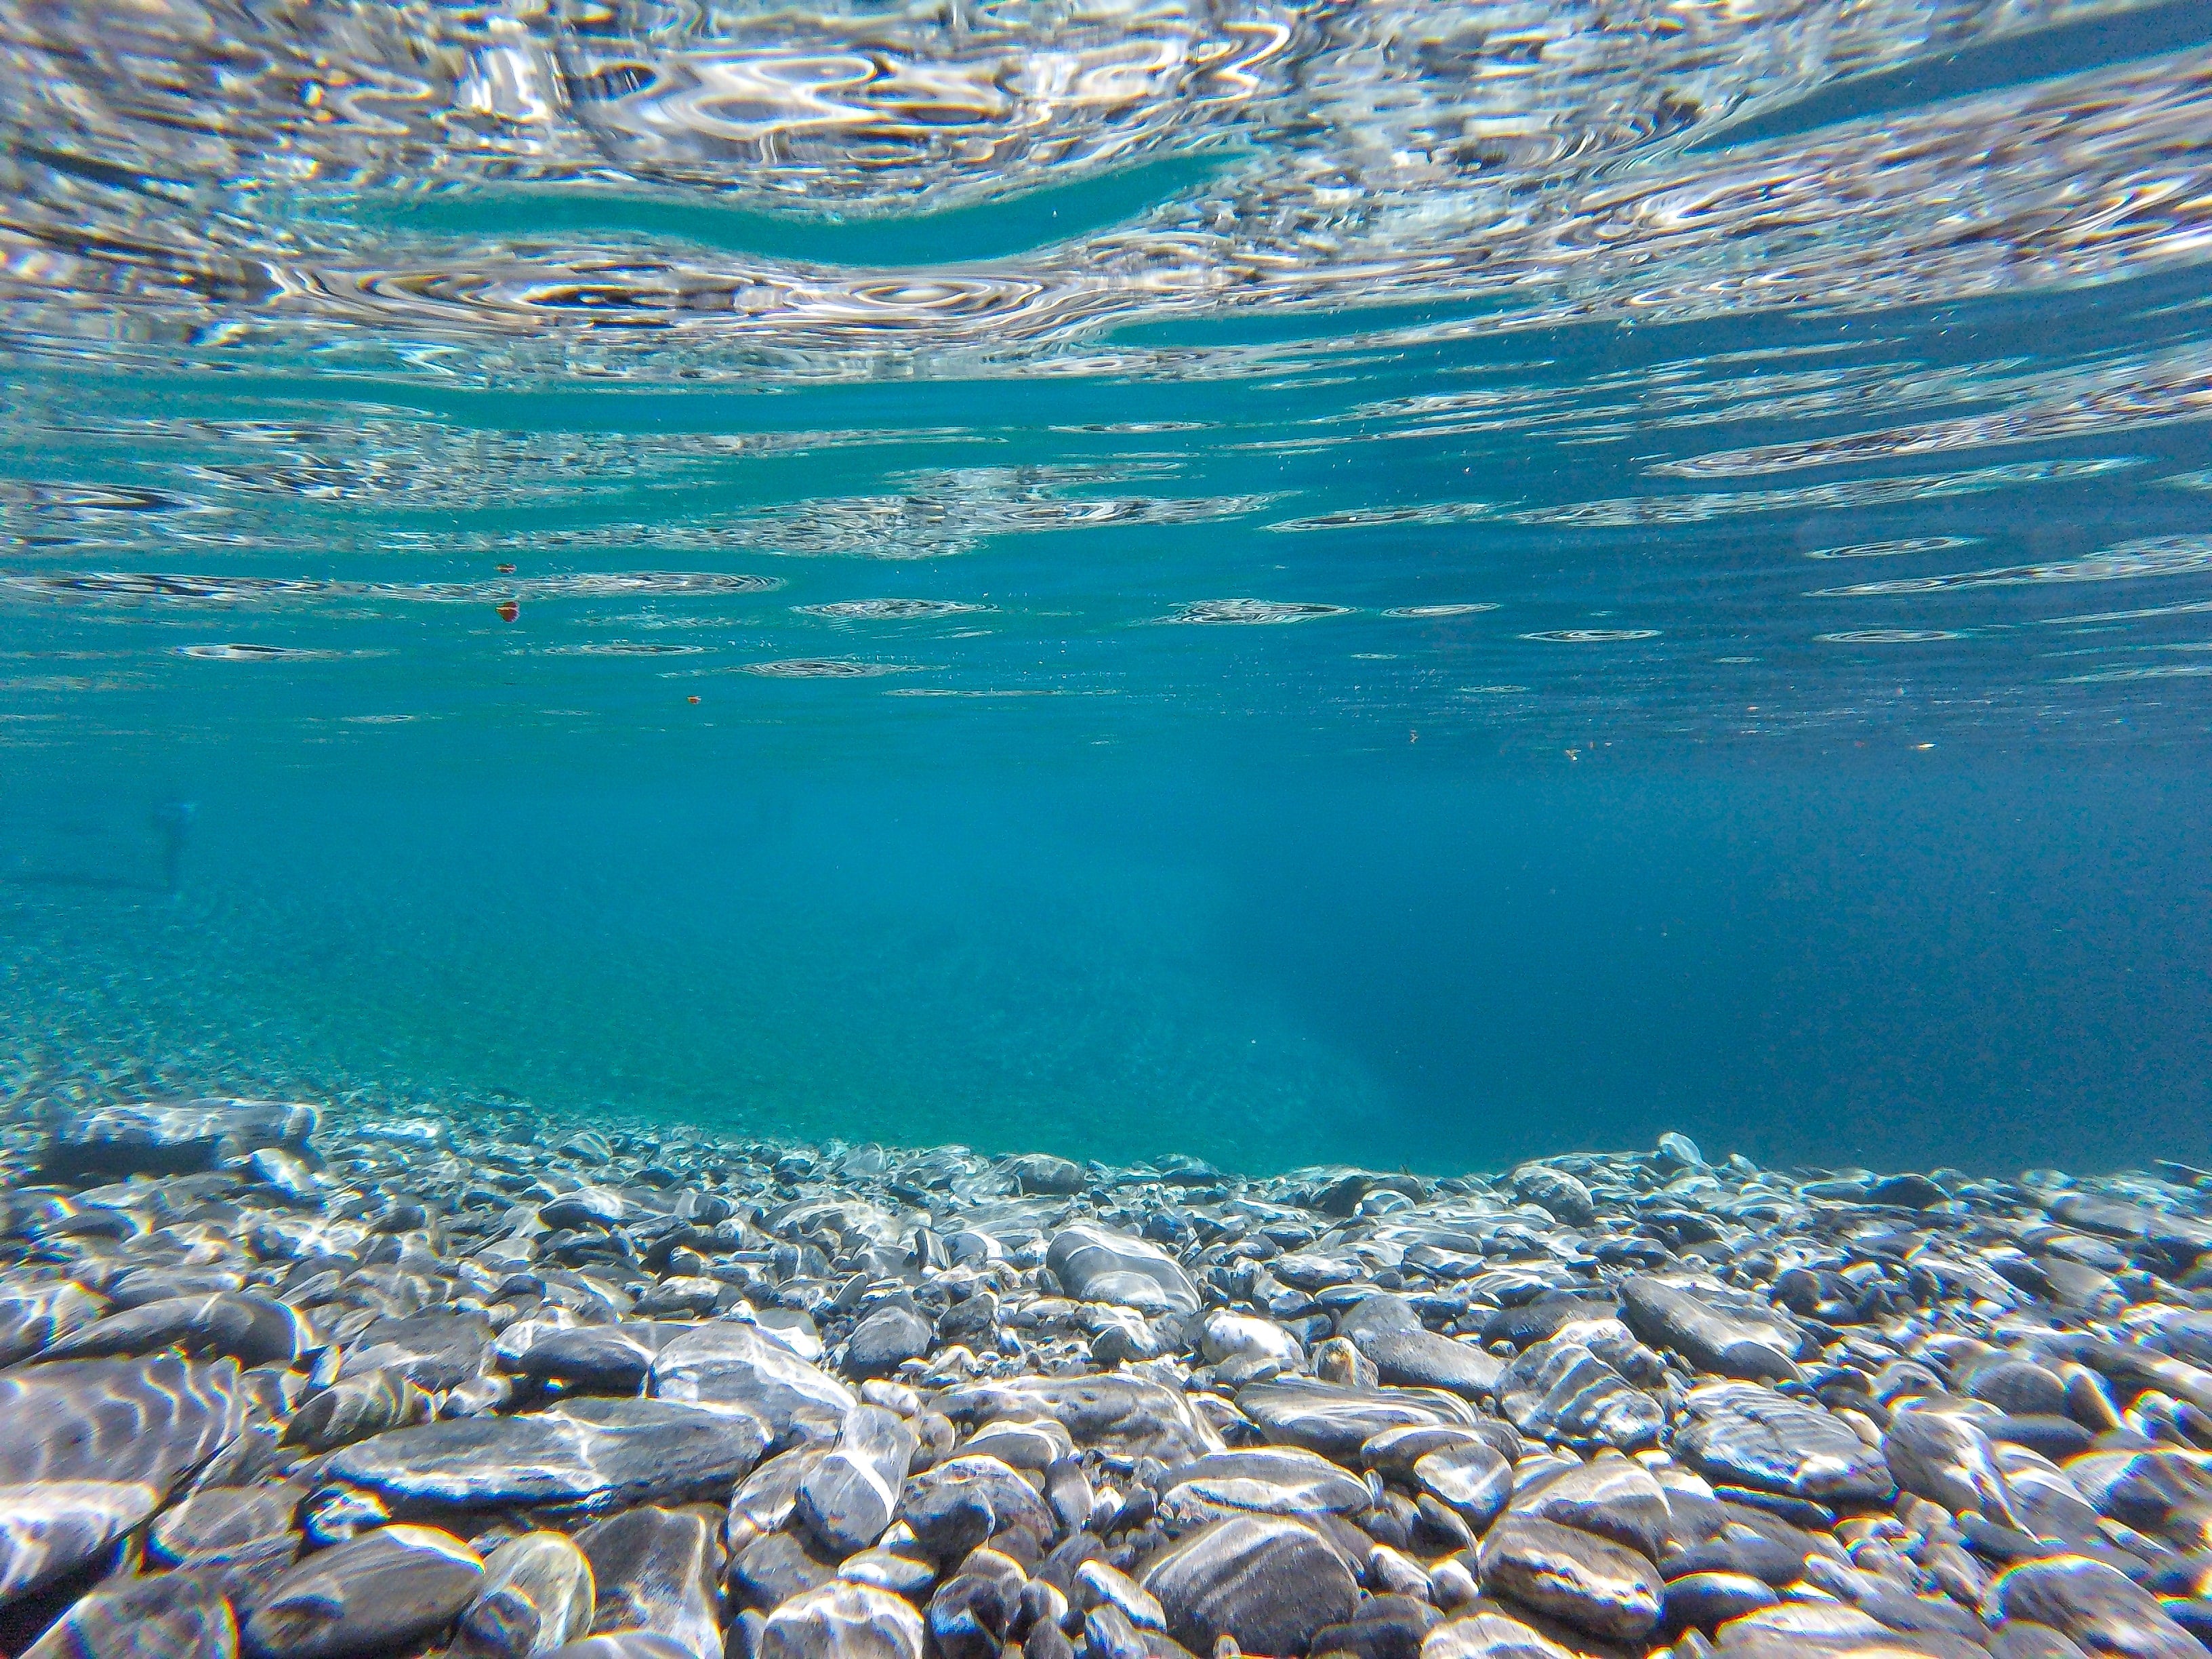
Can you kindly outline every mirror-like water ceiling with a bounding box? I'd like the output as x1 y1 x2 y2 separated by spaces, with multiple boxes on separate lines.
1 8 2211 1654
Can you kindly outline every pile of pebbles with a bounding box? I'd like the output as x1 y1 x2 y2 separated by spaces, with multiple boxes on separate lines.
3 1097 2211 1659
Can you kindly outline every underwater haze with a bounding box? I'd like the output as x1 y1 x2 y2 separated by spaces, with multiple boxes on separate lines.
4 0 2212 1179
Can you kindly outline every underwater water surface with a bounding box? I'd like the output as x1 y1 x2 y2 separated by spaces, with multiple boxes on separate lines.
2 0 2211 1174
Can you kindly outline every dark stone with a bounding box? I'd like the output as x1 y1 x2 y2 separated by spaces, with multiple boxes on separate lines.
730 1530 839 1612
321 1397 767 1519
1618 1278 1802 1384
37 1294 311 1369
1867 1174 1948 1210
1477 1514 1662 1641
1338 1294 1502 1397
514 1324 686 1394
845 1307 933 1378
1140 1515 1358 1659
1660 1571 1778 1635
902 1456 1055 1559
577 1506 720 1659
240 1523 483 1658
1010 1155 1088 1195
1308 1594 1443 1659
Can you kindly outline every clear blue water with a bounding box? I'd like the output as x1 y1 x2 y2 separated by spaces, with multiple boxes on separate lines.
2 0 2210 1175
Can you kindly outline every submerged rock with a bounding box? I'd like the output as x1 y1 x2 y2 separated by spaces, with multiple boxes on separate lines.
0 1354 245 1601
452 1531 596 1659
240 1523 483 1658
1141 1514 1358 1658
321 1398 766 1518
41 1100 319 1180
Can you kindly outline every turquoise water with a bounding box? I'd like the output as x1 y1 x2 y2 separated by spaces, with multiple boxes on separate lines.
3 0 2211 1174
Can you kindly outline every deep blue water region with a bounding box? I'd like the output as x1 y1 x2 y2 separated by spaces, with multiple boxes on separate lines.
3 747 2205 1179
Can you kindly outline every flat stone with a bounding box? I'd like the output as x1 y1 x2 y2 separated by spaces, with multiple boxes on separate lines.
1159 1447 1373 1523
1076 1561 1166 1632
1496 1338 1664 1451
1618 1279 1802 1385
452 1531 596 1659
1982 1554 2205 1659
1361 1425 1504 1481
38 1293 312 1369
1141 1514 1359 1658
759 1580 925 1659
1046 1225 1201 1315
42 1100 319 1181
1339 1295 1504 1398
578 1507 720 1659
337 1310 493 1392
283 1369 434 1454
322 1397 766 1519
241 1523 483 1658
1236 1378 1469 1463
939 1374 1223 1465
1675 1382 1893 1507
798 1405 919 1556
544 1637 696 1659
1477 1513 1663 1641
1509 1456 1671 1560
648 1320 855 1439
962 1416 1073 1471
0 1355 244 1600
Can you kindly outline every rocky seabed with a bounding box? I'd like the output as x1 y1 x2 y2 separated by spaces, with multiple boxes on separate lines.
3 1099 2211 1659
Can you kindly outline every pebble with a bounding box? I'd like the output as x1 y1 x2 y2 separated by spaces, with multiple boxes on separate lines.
6 1103 2212 1659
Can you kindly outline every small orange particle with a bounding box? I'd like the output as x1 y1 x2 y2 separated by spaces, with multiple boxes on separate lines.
494 601 518 622
687 695 701 704
495 563 516 574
